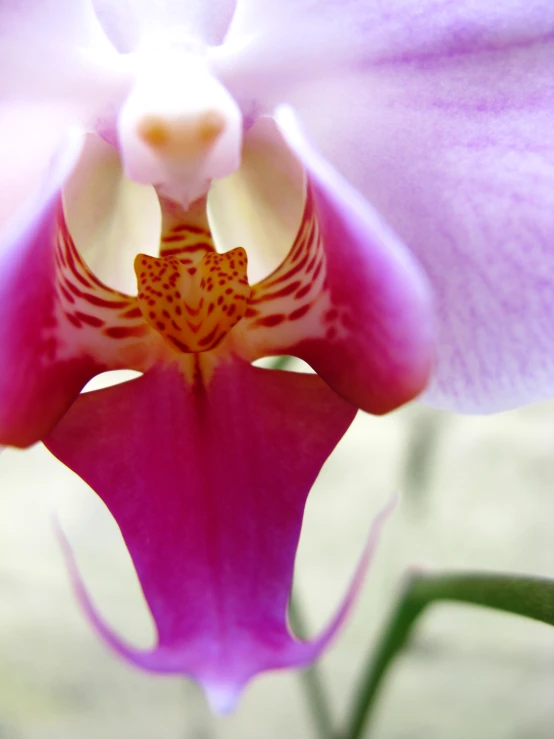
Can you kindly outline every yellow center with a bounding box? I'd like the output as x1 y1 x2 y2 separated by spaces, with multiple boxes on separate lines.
134 248 250 353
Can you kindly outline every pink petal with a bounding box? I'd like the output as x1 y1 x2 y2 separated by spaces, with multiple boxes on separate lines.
0 132 106 447
0 0 125 121
0 129 153 446
219 2 554 411
215 0 383 109
57 493 394 713
238 109 434 415
44 359 359 709
0 0 106 46
217 1 554 112
92 0 237 52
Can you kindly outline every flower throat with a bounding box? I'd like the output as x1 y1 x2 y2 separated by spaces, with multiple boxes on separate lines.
134 245 250 353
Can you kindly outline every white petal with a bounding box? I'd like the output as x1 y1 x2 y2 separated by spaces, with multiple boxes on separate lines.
208 116 305 283
0 0 129 127
92 0 237 52
0 102 75 226
63 136 161 295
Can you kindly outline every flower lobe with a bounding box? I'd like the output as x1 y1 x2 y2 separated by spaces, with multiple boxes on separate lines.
135 248 251 353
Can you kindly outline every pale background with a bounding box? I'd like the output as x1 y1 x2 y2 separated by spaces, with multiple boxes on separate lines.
1 371 553 739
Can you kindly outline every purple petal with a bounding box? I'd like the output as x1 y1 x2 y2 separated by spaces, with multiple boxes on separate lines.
0 132 106 447
220 2 554 411
217 1 554 111
92 0 237 52
44 358 358 708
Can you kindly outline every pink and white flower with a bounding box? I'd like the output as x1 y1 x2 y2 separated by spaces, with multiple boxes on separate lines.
0 0 553 709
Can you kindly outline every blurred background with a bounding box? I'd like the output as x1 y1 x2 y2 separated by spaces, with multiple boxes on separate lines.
1 366 554 739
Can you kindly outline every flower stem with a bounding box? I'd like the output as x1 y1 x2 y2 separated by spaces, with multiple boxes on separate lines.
270 355 294 371
341 570 554 739
289 594 335 739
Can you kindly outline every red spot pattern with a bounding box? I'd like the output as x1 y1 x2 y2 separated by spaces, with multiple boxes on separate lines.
55 215 148 349
104 325 150 339
135 248 251 353
243 187 331 340
160 221 216 262
254 314 286 328
52 184 336 366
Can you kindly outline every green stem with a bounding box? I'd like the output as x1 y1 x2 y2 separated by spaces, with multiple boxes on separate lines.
341 571 554 739
289 595 335 739
269 355 294 371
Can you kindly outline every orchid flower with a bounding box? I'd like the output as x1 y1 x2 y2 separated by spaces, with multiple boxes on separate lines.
1 0 553 712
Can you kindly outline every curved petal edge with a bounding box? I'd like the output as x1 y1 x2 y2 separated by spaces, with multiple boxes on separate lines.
55 491 396 712
45 359 359 710
274 105 435 414
0 131 105 447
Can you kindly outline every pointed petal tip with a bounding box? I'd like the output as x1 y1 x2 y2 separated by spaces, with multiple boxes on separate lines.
201 681 242 715
299 492 398 660
48 365 395 709
52 495 396 712
53 517 155 666
57 530 245 715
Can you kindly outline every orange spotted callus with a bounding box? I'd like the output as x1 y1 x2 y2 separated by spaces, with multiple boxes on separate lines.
134 248 251 353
